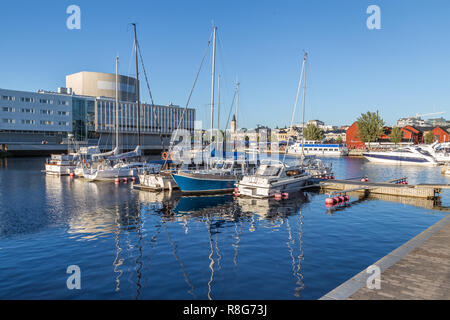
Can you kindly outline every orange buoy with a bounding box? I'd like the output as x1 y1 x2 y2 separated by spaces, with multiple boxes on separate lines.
325 197 335 205
162 152 169 160
114 178 120 184
282 192 289 199
274 193 282 200
344 195 350 202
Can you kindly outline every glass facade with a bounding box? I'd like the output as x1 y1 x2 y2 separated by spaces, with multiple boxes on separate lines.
72 97 95 141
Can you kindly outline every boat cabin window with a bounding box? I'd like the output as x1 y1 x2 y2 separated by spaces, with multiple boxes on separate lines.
256 164 281 176
223 163 232 169
416 148 432 156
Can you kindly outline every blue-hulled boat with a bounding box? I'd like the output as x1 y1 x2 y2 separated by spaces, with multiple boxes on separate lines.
171 159 245 194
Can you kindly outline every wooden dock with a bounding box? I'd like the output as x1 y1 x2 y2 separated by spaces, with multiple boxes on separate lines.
321 215 450 300
318 178 450 199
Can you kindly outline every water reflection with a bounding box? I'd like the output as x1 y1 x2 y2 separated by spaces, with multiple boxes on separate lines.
135 190 310 299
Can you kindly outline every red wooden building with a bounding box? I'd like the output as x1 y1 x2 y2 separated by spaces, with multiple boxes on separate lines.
345 122 391 149
400 125 423 144
431 126 450 143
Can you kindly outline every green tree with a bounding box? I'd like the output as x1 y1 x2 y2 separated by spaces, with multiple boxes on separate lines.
356 111 385 149
336 135 343 144
389 126 403 145
424 131 435 144
303 123 324 141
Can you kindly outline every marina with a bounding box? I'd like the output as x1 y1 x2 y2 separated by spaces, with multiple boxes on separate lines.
1 1 450 305
0 156 449 299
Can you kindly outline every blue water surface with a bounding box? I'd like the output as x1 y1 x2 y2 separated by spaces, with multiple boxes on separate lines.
0 156 448 299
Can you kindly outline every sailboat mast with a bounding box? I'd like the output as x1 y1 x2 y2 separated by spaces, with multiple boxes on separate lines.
210 26 217 143
132 23 141 147
115 56 119 150
236 80 239 129
217 74 220 133
301 53 307 165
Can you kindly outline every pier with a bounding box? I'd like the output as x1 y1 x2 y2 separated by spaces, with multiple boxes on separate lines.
318 178 449 199
321 214 450 300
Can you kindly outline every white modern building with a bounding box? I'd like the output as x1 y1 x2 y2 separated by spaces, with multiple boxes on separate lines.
0 88 72 144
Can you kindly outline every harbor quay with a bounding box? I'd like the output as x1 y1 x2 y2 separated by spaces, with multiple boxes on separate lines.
321 214 450 300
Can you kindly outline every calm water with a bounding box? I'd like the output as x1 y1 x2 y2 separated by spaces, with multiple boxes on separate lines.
0 156 448 300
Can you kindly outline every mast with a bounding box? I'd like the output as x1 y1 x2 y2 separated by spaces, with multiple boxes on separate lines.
210 26 217 144
115 56 119 150
217 74 220 133
300 52 307 165
132 23 141 146
235 80 239 129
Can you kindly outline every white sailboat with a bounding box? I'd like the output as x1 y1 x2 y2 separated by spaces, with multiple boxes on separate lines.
84 50 146 181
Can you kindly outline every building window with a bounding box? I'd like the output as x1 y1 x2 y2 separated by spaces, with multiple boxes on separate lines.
2 107 15 112
2 119 15 124
2 95 15 101
21 108 35 114
39 98 53 104
40 120 53 125
21 119 35 124
58 100 69 106
40 109 53 115
57 111 69 116
21 97 35 103
58 121 70 126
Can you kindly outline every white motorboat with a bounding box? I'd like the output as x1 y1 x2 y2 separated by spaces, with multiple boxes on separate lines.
45 154 78 175
302 157 333 178
363 146 438 166
236 160 310 198
421 142 450 164
286 141 348 156
237 53 312 198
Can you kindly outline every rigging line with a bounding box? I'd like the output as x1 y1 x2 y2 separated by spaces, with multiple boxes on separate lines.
163 29 213 167
225 89 237 130
282 54 306 164
216 33 232 110
136 39 165 152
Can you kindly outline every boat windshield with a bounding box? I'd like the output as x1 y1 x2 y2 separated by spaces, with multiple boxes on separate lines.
256 164 281 176
416 148 432 156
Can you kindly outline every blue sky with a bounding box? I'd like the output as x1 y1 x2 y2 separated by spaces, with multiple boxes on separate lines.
0 0 449 128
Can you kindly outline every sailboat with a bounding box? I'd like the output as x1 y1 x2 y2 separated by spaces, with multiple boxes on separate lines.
171 25 256 194
236 53 311 198
84 25 155 181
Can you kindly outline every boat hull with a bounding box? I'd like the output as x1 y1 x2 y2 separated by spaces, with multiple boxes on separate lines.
363 153 438 166
137 173 178 191
45 163 76 175
172 172 237 194
237 175 309 198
